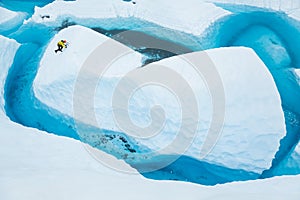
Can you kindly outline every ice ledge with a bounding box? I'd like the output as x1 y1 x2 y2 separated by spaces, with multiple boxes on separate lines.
26 0 230 36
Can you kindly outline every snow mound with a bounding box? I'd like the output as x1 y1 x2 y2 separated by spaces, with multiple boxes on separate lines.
0 6 26 34
33 25 143 117
0 36 20 114
28 0 230 36
34 25 285 174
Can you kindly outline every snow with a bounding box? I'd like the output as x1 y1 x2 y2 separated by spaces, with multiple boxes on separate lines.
33 25 143 117
0 36 20 114
1 107 299 200
33 23 285 175
27 0 230 36
0 6 26 33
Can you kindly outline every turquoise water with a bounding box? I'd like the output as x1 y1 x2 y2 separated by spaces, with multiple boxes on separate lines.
0 0 53 14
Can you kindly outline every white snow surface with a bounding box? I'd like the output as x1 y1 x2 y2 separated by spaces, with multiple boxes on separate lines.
34 25 143 117
28 0 230 36
0 36 20 113
33 25 285 174
0 6 26 33
0 107 299 200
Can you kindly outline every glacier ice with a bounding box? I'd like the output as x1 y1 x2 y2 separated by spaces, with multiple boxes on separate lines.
33 24 286 176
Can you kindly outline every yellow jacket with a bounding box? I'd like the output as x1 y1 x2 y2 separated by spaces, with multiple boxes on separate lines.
58 41 65 48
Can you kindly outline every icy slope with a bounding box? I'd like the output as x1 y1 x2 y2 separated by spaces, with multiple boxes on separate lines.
0 36 20 113
0 6 26 34
33 25 143 117
33 24 285 175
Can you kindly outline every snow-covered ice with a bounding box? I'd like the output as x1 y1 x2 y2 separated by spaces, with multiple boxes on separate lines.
0 101 298 199
0 106 299 200
28 0 230 36
33 25 143 117
1 0 300 198
0 33 295 196
33 23 286 175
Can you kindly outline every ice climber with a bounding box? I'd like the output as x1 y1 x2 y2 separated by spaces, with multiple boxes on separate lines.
55 40 67 53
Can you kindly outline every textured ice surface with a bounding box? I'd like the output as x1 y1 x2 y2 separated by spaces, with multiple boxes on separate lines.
33 25 285 174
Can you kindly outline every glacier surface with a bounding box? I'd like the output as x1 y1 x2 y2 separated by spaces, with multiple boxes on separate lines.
1 0 300 189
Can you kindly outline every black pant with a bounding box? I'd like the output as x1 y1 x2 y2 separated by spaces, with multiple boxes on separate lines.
55 44 63 53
